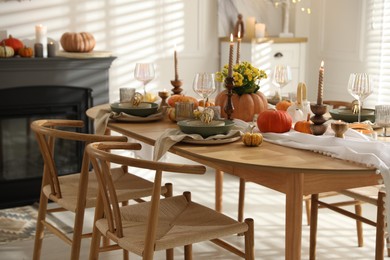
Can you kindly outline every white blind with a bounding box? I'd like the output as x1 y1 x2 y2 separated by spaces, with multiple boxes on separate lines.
366 0 390 107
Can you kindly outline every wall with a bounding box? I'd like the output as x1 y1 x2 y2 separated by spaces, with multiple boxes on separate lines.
0 0 219 102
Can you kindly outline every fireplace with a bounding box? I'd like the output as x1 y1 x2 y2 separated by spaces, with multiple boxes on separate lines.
0 57 115 208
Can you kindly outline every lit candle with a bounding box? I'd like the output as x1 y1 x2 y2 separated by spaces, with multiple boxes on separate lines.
47 41 55 57
245 17 256 39
236 31 241 64
228 33 234 78
35 24 47 58
317 60 324 105
174 44 179 81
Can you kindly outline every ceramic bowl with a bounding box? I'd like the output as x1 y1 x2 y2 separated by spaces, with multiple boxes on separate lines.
329 108 375 123
110 102 158 117
177 119 235 138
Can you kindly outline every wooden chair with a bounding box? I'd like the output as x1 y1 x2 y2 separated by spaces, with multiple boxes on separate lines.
310 186 388 260
87 141 255 260
31 119 172 260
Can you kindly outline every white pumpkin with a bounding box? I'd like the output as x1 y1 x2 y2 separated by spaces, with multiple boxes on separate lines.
287 82 306 124
0 44 14 58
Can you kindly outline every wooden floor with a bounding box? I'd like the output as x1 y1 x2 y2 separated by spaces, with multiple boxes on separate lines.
0 156 381 260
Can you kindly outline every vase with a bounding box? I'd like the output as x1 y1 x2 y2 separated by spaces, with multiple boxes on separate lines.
215 90 268 122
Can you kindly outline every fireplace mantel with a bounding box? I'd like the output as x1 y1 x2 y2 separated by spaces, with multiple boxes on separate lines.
0 57 116 105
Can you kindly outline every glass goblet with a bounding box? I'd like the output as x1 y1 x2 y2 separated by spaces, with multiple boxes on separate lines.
347 73 374 122
192 73 216 110
273 64 292 102
134 63 155 97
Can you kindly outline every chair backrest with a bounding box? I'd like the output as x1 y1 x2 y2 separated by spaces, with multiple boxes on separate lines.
30 119 128 200
323 100 352 109
86 141 206 254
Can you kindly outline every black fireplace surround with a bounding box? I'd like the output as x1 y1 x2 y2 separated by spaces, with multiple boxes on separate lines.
0 57 115 208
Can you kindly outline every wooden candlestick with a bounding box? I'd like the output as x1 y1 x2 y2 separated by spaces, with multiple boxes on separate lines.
224 76 235 120
170 80 183 95
310 104 328 135
158 91 170 112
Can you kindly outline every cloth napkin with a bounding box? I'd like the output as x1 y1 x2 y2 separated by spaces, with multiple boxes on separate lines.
153 121 248 161
93 107 163 135
257 123 390 241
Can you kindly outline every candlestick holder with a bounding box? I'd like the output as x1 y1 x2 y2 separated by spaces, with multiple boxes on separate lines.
170 80 183 95
224 76 235 120
310 104 328 135
331 121 348 138
158 91 170 113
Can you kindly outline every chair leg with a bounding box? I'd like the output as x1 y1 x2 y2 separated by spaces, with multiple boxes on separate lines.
166 248 174 260
71 207 87 260
122 249 129 260
375 191 385 260
89 199 104 260
33 193 49 260
309 194 319 260
354 202 364 247
184 244 192 260
244 218 255 260
305 197 311 226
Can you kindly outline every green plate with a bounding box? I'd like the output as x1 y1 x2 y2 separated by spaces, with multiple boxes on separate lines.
329 108 375 123
110 102 158 117
177 119 235 138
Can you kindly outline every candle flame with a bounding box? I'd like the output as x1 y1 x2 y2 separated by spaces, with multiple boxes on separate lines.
230 33 233 42
321 60 324 67
238 31 241 39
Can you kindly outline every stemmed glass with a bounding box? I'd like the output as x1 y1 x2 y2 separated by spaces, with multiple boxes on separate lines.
134 63 155 97
347 73 374 122
192 73 216 110
273 65 292 102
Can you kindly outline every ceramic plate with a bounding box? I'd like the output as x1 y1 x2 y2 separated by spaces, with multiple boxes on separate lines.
110 102 158 117
180 135 241 145
109 113 163 122
177 119 235 138
329 108 375 123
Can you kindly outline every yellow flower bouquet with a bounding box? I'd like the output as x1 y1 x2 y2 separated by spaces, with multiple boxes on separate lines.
216 61 267 96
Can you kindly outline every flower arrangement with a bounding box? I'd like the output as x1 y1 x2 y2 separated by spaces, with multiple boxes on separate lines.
216 61 267 96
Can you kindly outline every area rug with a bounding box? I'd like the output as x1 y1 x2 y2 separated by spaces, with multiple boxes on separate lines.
0 204 73 244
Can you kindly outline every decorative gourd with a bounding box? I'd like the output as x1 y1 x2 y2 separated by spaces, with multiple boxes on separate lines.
198 98 215 107
1 35 23 55
242 126 263 147
287 83 306 123
276 100 292 111
0 42 14 58
18 46 34 58
215 90 268 122
294 113 312 134
60 32 96 52
257 109 292 133
167 94 199 109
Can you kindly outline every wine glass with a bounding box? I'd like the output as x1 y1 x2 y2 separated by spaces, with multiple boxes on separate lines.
375 105 390 136
192 73 216 110
134 63 155 97
273 65 292 102
347 73 374 122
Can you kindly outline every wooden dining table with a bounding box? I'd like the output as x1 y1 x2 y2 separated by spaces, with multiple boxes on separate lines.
87 104 381 260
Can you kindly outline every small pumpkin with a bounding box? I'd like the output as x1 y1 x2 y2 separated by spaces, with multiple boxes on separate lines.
257 109 292 133
275 100 292 111
0 42 14 58
167 94 199 109
18 45 34 58
60 32 96 52
1 35 23 55
242 126 263 147
294 113 312 134
198 98 215 107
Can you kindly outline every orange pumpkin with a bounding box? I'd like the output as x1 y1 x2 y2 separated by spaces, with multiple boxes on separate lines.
60 32 95 52
1 35 23 55
167 94 199 109
294 114 312 134
257 110 292 133
18 46 34 58
275 100 292 111
198 99 215 107
215 90 268 122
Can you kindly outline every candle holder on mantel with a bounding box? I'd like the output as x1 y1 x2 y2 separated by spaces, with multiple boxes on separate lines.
310 104 328 135
224 76 235 120
170 80 183 95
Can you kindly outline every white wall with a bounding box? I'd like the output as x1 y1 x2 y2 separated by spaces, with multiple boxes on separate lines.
0 0 219 102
